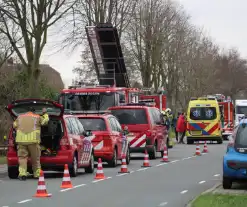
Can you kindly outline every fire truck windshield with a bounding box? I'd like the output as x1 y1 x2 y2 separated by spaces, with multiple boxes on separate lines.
59 92 115 111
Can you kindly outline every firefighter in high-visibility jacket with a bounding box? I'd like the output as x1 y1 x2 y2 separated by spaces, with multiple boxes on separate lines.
13 107 49 180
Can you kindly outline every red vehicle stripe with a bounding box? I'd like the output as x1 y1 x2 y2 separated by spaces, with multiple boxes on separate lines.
207 123 219 134
135 139 146 147
129 136 140 145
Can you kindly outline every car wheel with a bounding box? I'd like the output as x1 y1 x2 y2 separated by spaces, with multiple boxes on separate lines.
149 143 157 160
69 154 78 177
108 148 117 167
223 177 232 189
126 147 131 165
85 153 95 173
8 166 18 179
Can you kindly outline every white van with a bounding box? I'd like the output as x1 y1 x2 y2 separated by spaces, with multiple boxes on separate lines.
235 100 247 126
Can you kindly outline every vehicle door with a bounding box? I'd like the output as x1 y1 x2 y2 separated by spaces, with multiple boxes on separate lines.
67 117 83 161
151 108 166 151
111 117 124 157
108 117 121 159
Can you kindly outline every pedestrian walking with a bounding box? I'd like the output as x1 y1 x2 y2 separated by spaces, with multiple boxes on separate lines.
176 113 186 144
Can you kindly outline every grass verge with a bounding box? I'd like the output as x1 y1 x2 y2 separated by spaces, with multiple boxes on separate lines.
0 156 6 164
191 193 247 207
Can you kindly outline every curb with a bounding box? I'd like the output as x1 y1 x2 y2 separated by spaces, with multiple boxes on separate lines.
185 183 221 207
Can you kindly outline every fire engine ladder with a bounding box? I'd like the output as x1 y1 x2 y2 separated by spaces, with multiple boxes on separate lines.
85 23 130 87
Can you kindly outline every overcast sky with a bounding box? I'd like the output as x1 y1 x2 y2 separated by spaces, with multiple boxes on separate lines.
40 0 247 87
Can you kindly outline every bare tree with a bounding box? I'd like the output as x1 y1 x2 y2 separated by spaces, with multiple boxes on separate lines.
0 0 75 96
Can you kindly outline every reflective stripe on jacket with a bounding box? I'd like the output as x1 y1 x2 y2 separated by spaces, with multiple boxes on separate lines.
13 112 49 143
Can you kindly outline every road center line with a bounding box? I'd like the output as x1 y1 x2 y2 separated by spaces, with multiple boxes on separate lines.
214 174 220 177
137 168 148 171
182 156 193 160
158 202 168 206
17 199 32 204
60 184 87 191
170 160 179 163
199 181 206 184
180 190 188 194
156 163 167 167
92 177 112 183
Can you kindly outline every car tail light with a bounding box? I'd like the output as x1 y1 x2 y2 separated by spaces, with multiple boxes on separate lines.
146 131 152 137
60 136 71 150
227 161 237 169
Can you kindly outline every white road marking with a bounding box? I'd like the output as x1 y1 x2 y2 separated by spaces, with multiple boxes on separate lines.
116 173 128 177
2 206 9 207
60 184 87 192
199 181 206 184
214 174 220 177
17 199 32 204
182 156 193 160
137 168 148 171
74 184 87 188
170 160 179 163
158 202 168 206
92 177 111 183
60 188 73 192
156 163 168 167
180 190 188 194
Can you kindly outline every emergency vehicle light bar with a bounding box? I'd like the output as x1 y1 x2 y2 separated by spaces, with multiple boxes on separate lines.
124 103 151 106
68 85 112 89
190 97 197 100
64 110 111 115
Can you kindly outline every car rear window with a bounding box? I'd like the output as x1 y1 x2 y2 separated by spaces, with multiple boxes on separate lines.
111 108 148 124
79 118 106 131
190 107 217 120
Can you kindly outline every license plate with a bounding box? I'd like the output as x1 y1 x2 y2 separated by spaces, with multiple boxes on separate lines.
191 130 202 135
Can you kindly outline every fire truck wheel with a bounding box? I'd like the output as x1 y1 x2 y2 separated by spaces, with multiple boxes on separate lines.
223 135 228 140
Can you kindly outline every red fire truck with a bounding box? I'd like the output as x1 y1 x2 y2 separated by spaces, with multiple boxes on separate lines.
59 23 167 112
207 94 234 140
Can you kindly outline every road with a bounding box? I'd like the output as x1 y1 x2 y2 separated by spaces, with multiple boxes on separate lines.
0 141 226 207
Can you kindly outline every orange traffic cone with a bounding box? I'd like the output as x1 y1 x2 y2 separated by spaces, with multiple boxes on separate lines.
142 150 151 167
60 164 73 189
33 170 51 198
94 158 106 180
202 141 208 153
194 143 201 156
161 145 169 162
118 155 130 173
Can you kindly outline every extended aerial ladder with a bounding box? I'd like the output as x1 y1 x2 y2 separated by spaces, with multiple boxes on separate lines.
85 23 130 88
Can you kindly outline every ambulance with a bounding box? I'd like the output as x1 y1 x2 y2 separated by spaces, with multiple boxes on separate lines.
186 97 223 144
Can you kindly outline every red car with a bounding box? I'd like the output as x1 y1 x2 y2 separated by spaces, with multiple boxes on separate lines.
108 104 168 159
6 99 95 179
75 113 130 167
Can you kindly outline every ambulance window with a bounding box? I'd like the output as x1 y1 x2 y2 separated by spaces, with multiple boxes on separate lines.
190 107 217 120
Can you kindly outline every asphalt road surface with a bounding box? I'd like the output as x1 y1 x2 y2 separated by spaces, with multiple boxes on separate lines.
0 141 226 207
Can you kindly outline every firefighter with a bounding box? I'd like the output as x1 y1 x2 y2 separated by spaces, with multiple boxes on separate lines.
13 107 49 181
